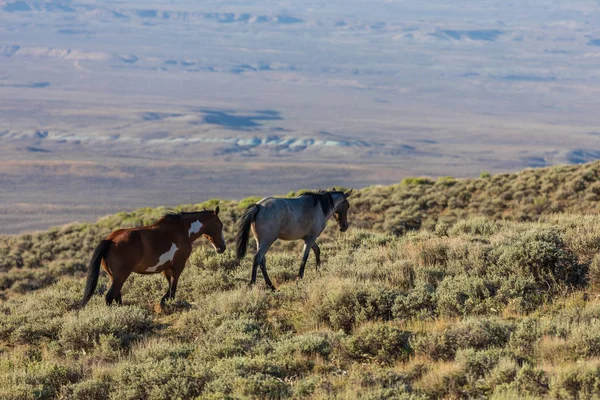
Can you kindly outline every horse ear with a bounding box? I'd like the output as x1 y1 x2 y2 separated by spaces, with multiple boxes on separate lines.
344 189 353 198
214 205 220 216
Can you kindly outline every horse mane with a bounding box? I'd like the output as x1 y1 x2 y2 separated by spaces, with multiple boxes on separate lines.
161 210 213 222
300 190 339 216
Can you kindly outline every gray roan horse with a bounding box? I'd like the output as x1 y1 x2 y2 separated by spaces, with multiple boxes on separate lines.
236 188 352 290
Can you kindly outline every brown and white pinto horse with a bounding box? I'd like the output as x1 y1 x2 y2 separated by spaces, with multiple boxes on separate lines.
80 207 225 308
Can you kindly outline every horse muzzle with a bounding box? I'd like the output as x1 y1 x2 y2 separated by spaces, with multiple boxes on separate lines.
340 224 348 232
216 246 226 254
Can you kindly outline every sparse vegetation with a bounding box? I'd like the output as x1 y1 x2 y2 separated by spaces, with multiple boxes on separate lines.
2 162 600 398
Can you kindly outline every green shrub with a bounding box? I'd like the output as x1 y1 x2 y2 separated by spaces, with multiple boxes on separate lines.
509 317 540 360
107 358 210 400
342 323 412 364
401 177 434 186
491 229 585 291
392 283 436 320
237 196 261 209
0 362 79 400
487 357 519 387
59 305 152 352
436 275 496 317
494 364 549 397
413 318 513 361
276 331 336 359
455 348 502 379
196 318 263 360
551 362 600 399
308 280 400 333
61 380 110 400
588 253 600 290
570 320 600 358
450 217 500 236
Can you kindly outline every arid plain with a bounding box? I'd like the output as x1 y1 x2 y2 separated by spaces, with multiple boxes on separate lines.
1 0 600 233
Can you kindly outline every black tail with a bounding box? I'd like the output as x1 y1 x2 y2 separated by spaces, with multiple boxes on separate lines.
80 240 111 308
236 204 260 261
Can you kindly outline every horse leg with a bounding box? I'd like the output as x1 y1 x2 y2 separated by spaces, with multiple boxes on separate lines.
250 252 261 285
311 242 321 273
259 256 276 291
160 269 174 307
101 261 121 304
106 274 128 306
250 237 275 288
298 237 316 280
161 269 181 304
103 253 131 306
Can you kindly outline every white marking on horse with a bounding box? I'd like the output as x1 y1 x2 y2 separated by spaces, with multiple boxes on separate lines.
188 220 202 237
147 243 178 272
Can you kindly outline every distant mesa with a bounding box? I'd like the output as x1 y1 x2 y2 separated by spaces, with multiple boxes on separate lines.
567 150 600 164
0 81 50 88
501 74 556 82
28 82 50 88
370 22 386 31
137 9 157 18
253 15 269 23
164 59 196 67
257 110 279 117
205 12 236 23
142 112 183 121
199 109 282 130
4 1 76 12
217 135 380 155
522 156 547 168
588 39 600 47
0 45 21 57
3 1 30 12
112 11 128 19
202 12 301 24
276 15 302 24
118 54 138 64
165 60 293 75
57 29 93 36
25 146 51 153
430 29 504 41
44 2 74 12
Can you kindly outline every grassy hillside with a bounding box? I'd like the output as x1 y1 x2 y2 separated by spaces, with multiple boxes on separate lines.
2 162 600 398
2 216 600 399
3 161 600 300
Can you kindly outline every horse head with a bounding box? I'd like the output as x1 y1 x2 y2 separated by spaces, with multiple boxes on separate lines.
203 206 226 253
332 188 353 232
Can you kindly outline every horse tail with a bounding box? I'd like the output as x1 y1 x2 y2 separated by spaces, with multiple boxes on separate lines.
80 239 111 307
236 204 260 261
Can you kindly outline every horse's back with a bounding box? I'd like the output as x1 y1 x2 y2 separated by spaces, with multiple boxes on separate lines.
105 224 185 273
107 227 140 244
254 196 324 241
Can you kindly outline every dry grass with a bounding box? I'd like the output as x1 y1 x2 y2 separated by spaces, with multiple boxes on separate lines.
2 162 600 397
